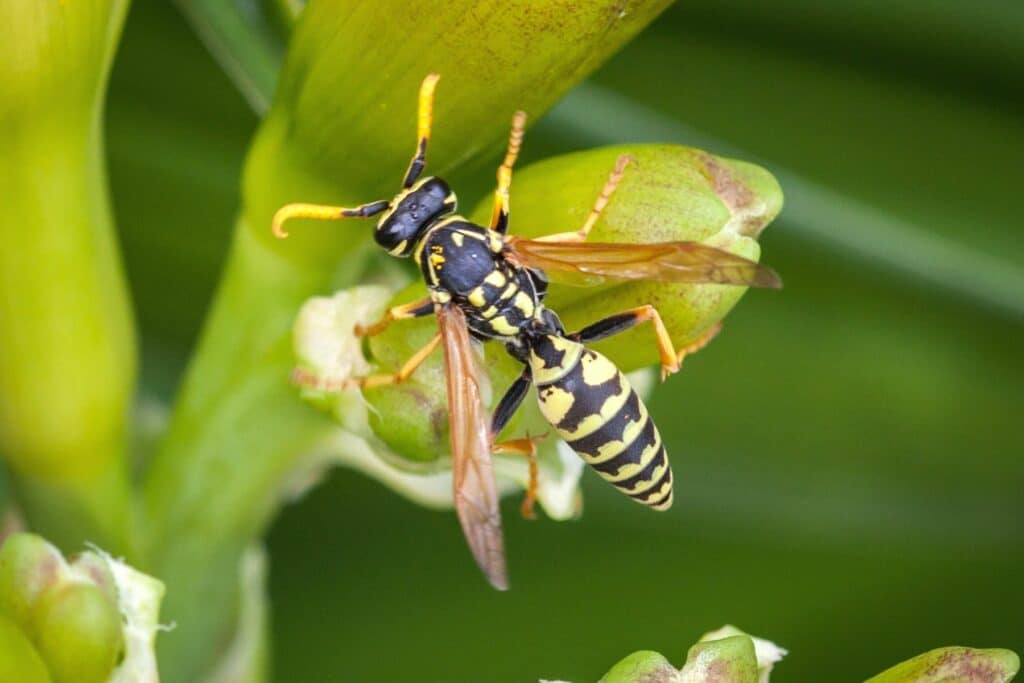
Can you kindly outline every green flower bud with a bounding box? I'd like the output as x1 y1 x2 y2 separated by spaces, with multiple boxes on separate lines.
293 284 585 519
678 634 760 683
699 626 787 683
865 646 1020 683
0 534 165 683
0 614 50 683
0 534 64 628
31 582 122 683
599 650 678 683
468 145 782 372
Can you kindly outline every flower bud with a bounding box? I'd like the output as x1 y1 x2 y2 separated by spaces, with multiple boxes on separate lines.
0 614 50 683
0 533 165 683
599 650 678 683
679 635 759 683
469 144 783 372
31 582 121 683
866 646 1019 683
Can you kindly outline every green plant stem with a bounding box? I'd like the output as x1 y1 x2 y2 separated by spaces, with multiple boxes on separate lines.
142 220 360 681
0 0 135 556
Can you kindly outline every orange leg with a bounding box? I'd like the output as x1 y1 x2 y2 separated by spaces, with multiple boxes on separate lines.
537 154 634 242
676 322 722 367
354 297 434 337
572 303 679 381
293 332 442 392
489 111 527 233
492 435 544 519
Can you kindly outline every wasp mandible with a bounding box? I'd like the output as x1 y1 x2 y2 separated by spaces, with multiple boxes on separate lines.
273 74 781 590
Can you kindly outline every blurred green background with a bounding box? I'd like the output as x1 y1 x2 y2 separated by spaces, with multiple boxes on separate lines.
107 1 1022 680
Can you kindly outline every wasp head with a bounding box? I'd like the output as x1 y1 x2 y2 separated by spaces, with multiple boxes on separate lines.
375 177 456 257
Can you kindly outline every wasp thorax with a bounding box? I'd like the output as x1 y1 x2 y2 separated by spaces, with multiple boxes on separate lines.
375 177 456 256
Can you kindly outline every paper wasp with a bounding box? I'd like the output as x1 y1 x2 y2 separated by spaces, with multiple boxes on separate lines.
273 74 780 590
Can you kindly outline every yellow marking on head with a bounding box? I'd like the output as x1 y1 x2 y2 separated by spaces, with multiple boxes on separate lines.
468 287 487 307
451 232 464 247
489 315 519 336
489 234 504 252
484 270 507 288
580 351 618 386
388 240 408 255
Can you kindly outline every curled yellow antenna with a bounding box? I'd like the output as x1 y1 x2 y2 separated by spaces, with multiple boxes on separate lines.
271 200 390 238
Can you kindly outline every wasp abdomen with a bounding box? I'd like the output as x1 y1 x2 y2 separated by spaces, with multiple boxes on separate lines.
528 335 673 511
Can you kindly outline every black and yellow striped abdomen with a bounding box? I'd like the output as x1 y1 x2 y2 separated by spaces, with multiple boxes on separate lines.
528 335 673 510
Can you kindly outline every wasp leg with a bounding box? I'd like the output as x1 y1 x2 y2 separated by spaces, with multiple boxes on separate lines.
354 297 435 337
490 366 532 436
570 304 680 381
489 367 541 519
402 73 441 188
271 200 390 239
536 154 634 243
292 331 442 392
676 322 722 368
493 437 543 520
489 111 528 234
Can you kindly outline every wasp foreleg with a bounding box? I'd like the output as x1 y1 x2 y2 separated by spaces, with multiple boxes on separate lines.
354 297 435 337
292 331 442 392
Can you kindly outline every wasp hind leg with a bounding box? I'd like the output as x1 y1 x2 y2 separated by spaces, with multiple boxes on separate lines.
676 322 722 368
489 367 543 519
570 304 680 381
292 331 442 391
490 111 528 234
537 153 634 243
354 297 435 337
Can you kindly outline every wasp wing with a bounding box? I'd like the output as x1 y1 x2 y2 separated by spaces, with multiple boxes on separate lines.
506 237 782 288
437 304 508 590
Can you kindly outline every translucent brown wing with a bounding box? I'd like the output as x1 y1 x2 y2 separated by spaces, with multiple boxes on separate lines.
436 304 508 590
505 237 782 288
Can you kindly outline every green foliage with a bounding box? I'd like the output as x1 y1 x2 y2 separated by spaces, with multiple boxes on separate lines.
1 0 1022 681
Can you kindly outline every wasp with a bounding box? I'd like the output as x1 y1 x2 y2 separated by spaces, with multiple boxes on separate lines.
273 74 780 590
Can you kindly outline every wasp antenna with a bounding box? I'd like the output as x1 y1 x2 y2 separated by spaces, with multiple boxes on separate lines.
271 200 390 238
